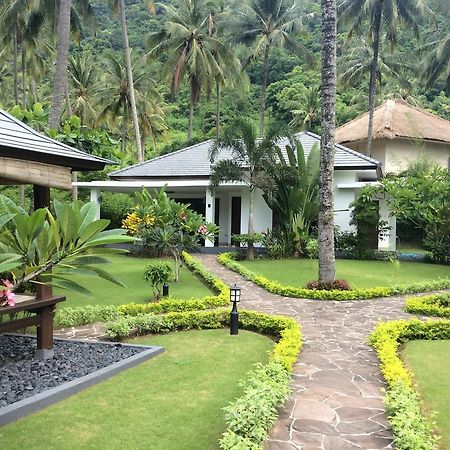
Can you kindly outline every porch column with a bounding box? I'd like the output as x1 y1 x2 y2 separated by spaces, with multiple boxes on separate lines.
378 199 396 251
205 189 215 248
90 188 101 220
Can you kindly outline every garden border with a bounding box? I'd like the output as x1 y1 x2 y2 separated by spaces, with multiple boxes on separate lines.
369 319 450 450
0 335 163 427
405 293 450 318
218 252 450 300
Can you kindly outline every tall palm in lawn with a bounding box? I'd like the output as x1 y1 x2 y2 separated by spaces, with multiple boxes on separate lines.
318 0 337 283
338 0 425 157
147 0 229 140
229 0 309 136
209 118 276 260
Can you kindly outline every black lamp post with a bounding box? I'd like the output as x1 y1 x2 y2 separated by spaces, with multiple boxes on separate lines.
229 284 241 335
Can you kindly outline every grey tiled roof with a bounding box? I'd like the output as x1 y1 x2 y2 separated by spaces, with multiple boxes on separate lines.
110 132 379 179
0 109 113 170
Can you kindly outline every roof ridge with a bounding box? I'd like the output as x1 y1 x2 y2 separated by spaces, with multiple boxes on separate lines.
109 139 214 176
0 109 112 163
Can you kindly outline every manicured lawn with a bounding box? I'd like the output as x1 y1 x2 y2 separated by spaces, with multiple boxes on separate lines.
57 255 213 308
239 258 450 288
0 329 273 449
401 340 450 448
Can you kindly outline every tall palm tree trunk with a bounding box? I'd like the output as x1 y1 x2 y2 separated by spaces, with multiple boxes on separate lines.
65 81 73 116
259 44 270 137
48 0 72 129
21 47 27 108
215 82 221 136
118 0 143 163
366 3 383 157
247 187 255 260
188 79 195 140
12 24 19 105
318 0 337 283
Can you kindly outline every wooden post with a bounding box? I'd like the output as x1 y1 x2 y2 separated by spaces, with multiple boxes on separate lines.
33 184 53 300
36 305 55 359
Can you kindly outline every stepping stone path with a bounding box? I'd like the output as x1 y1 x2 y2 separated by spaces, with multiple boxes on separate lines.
195 254 433 450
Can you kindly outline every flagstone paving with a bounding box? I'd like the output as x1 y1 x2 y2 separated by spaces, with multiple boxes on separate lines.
195 254 437 450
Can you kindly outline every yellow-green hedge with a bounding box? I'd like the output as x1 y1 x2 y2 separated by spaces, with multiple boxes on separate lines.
369 319 450 449
219 252 450 301
405 293 450 318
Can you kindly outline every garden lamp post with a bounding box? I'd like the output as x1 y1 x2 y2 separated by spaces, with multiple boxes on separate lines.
229 284 241 335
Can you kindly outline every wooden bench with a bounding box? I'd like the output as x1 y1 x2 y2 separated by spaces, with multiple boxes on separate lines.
0 296 66 359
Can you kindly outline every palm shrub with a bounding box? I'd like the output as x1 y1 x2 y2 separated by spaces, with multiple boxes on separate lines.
0 195 135 297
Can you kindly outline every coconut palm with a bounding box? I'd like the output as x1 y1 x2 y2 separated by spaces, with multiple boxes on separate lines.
209 118 277 260
229 0 310 136
319 0 337 283
289 85 321 131
147 0 229 140
338 0 425 156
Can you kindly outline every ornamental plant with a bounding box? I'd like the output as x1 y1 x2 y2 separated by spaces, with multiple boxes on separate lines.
0 195 136 299
143 261 173 301
122 187 218 281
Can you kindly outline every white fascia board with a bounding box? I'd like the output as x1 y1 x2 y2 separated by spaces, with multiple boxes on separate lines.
74 180 246 188
337 181 381 189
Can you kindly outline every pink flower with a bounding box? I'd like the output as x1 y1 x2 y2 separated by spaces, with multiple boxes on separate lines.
197 225 208 236
5 290 15 306
1 279 15 307
2 279 13 289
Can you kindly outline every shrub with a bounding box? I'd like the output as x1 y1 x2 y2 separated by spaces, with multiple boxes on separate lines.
423 231 450 265
100 192 134 229
143 261 173 300
405 294 450 318
305 238 318 259
55 305 121 328
261 228 293 259
305 279 351 291
218 252 450 300
369 319 450 450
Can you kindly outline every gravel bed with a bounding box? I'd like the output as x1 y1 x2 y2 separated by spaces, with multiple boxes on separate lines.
0 334 147 408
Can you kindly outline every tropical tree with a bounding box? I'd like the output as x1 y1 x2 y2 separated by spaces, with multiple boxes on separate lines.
229 0 310 136
338 0 425 156
318 0 337 283
289 85 321 131
147 0 234 140
0 196 135 296
209 118 277 260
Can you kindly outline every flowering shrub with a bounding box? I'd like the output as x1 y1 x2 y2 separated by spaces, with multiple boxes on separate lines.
306 279 351 291
0 279 15 307
122 188 218 280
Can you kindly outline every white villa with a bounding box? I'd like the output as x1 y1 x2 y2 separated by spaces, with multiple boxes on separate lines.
77 132 396 251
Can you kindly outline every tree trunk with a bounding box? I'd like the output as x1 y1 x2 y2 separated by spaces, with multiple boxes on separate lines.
72 172 78 201
118 0 143 163
215 81 221 136
48 0 72 130
259 44 270 137
31 79 37 104
188 82 194 141
318 0 337 283
367 2 383 158
12 24 19 105
65 80 73 117
247 187 255 261
21 46 27 108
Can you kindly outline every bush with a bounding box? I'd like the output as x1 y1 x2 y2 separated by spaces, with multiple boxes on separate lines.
369 319 450 450
218 252 450 300
100 192 134 229
55 305 121 328
305 279 351 291
143 261 173 300
423 231 450 265
304 238 318 259
405 293 450 318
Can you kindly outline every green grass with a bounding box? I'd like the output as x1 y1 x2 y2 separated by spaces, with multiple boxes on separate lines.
239 258 450 289
57 255 213 308
401 340 450 449
0 329 273 450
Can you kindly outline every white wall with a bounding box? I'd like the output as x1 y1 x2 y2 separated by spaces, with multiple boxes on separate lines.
240 188 273 236
334 171 358 232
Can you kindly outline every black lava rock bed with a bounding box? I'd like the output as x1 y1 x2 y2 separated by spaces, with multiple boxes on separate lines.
0 334 148 408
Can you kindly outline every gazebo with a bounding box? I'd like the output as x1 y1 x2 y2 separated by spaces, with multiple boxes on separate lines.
0 108 113 357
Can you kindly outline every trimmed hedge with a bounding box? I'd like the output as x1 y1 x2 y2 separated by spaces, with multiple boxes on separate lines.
104 308 302 449
405 293 450 318
218 252 450 301
370 319 450 450
55 252 229 328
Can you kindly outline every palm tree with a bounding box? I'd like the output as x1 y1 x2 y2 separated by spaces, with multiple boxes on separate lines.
319 0 337 283
421 30 450 96
339 0 425 156
229 0 310 136
209 118 276 260
147 0 228 140
289 85 321 131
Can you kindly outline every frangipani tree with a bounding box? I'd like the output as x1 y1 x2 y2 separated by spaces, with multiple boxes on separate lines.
0 195 136 300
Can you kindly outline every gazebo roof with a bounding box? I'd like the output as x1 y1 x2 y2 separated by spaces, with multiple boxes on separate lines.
336 100 450 145
0 108 113 171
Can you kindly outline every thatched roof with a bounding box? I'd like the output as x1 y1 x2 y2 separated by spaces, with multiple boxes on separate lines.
336 100 450 145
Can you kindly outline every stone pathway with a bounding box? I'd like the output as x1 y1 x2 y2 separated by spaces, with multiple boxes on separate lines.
54 323 106 341
195 254 430 450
